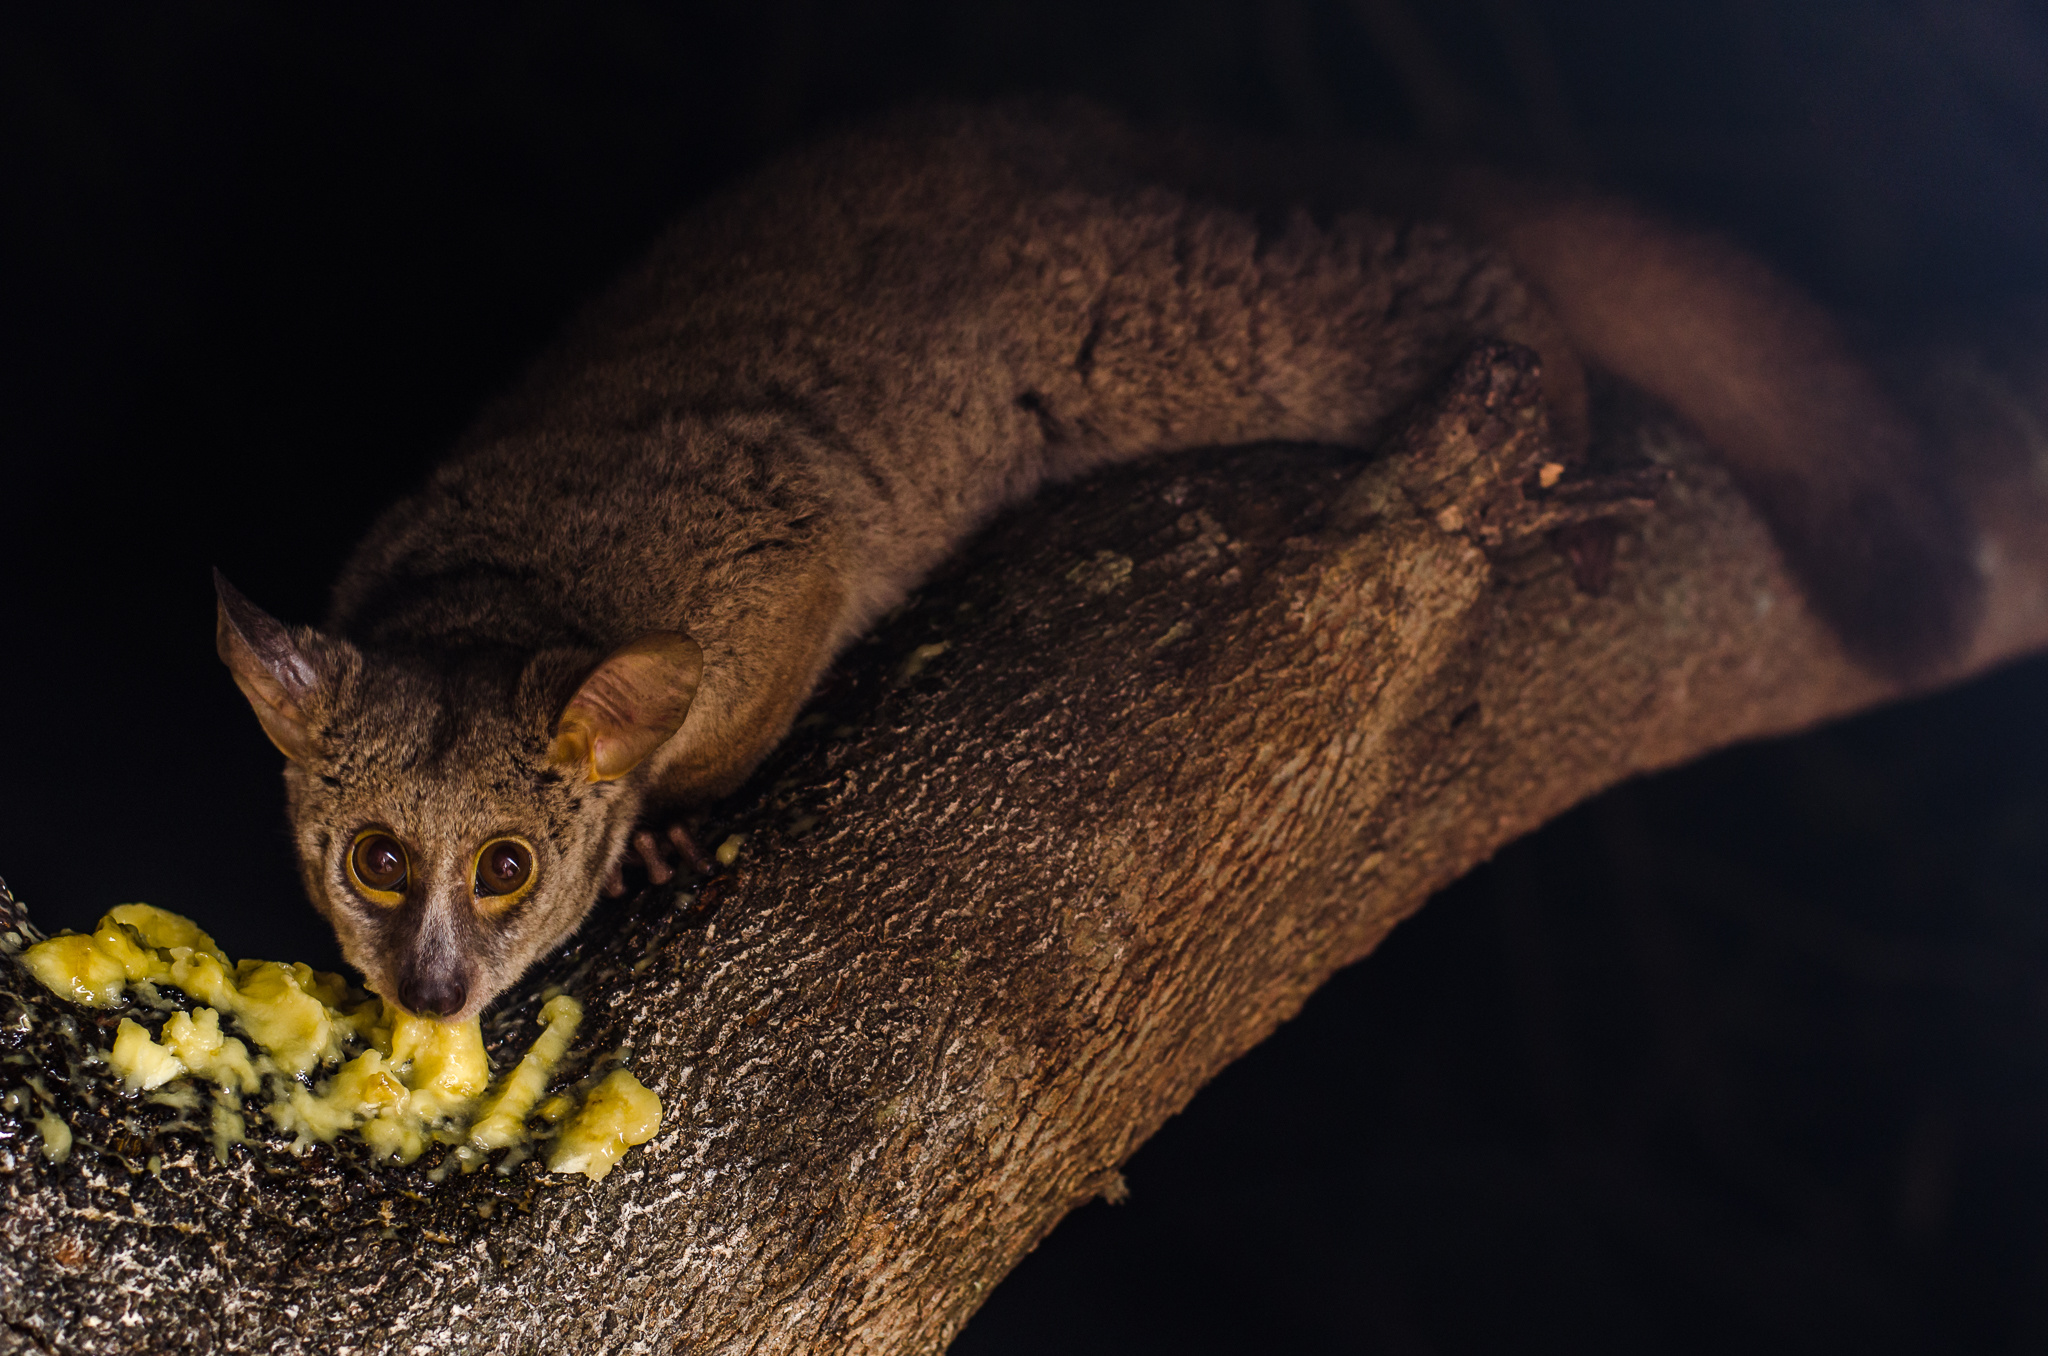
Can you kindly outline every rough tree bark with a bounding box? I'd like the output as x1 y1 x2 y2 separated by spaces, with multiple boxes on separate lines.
3 342 2047 1354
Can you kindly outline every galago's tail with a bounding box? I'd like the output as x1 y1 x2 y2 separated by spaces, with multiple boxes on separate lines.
1450 173 1981 679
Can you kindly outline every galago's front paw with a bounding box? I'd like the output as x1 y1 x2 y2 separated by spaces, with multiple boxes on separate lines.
601 823 716 897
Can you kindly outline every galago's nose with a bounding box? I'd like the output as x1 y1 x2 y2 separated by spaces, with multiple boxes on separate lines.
398 971 469 1019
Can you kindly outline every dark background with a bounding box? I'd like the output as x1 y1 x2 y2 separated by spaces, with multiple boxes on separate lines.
6 3 2048 1350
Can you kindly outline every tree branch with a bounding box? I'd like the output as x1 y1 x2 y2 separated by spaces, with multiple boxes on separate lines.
3 343 2047 1353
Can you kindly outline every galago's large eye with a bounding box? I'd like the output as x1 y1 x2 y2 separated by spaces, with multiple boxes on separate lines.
348 830 409 905
473 837 535 910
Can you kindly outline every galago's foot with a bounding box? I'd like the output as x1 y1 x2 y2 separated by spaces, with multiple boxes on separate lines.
601 823 716 897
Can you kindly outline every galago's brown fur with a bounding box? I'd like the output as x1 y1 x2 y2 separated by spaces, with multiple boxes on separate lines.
214 101 1981 1021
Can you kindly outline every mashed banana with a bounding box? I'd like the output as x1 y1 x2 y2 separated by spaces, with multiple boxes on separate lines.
547 1068 665 1181
16 904 660 1181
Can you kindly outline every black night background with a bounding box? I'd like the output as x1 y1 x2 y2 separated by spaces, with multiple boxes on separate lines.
6 3 2048 1350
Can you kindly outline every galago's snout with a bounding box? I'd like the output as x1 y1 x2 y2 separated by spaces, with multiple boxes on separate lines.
397 967 470 1019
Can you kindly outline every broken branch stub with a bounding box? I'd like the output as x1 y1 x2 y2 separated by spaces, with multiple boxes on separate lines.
1 341 2041 1353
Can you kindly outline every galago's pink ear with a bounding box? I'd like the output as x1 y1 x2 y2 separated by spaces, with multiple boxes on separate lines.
214 568 323 762
550 632 703 782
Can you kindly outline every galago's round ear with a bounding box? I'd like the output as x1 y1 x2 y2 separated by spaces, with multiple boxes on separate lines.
214 568 326 762
549 632 703 782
